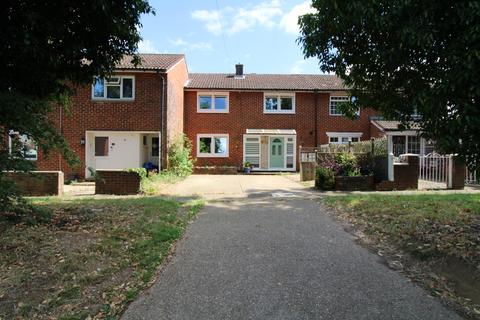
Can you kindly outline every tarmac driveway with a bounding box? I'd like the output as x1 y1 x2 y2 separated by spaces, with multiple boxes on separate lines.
122 194 461 319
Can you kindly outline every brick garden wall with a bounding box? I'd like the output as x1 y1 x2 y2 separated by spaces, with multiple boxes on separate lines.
393 155 419 190
451 157 466 190
95 170 141 195
4 171 64 196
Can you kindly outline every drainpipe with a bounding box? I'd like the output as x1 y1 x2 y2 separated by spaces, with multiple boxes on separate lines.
314 90 319 147
158 71 166 170
59 106 63 172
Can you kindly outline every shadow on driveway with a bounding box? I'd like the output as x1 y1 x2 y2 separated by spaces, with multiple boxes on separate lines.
122 198 461 320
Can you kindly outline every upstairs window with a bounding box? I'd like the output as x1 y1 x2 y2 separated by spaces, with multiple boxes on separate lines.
264 93 295 114
92 76 134 100
329 96 359 116
197 92 229 113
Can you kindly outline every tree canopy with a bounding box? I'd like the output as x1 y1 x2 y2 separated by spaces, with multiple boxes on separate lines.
299 0 480 166
1 0 153 213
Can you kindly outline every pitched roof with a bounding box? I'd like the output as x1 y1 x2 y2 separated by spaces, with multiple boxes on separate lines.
185 73 345 91
371 120 421 131
116 54 185 71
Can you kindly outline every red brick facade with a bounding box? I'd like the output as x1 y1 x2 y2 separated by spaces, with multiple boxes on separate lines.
35 59 188 180
184 90 379 168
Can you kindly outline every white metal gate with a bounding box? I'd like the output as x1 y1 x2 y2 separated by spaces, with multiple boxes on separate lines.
419 153 451 188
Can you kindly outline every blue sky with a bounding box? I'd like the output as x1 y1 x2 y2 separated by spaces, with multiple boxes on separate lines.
138 0 321 74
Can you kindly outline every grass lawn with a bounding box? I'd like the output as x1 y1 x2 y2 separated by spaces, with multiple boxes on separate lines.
0 196 203 320
324 193 480 317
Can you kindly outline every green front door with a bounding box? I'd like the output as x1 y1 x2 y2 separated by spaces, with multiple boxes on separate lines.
269 137 284 168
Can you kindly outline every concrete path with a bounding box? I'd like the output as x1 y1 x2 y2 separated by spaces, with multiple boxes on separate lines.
122 197 461 320
161 174 315 200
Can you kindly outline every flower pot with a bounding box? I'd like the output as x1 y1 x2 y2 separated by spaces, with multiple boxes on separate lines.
244 167 251 174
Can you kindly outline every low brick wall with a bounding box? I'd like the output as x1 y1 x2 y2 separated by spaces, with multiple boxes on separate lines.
335 175 374 191
300 162 316 181
95 170 141 195
393 155 419 190
4 171 64 196
451 157 466 190
193 166 238 175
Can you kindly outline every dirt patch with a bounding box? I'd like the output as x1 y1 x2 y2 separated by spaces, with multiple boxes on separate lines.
0 197 203 320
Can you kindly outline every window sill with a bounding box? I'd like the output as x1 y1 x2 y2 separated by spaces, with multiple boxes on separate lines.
197 110 229 114
263 110 295 114
92 98 135 102
197 154 229 158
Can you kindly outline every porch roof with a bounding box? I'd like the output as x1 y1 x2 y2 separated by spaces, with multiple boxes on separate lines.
371 120 421 131
246 129 297 135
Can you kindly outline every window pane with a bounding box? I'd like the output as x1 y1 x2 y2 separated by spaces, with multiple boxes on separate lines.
199 137 212 153
151 137 159 157
341 137 349 143
106 77 120 84
95 137 109 156
20 135 37 160
199 96 212 109
265 97 278 110
277 145 282 155
106 85 120 98
330 96 349 115
281 97 293 110
329 137 338 143
392 136 406 156
214 96 227 110
214 137 227 154
407 136 420 154
351 137 359 142
93 78 104 97
122 78 133 98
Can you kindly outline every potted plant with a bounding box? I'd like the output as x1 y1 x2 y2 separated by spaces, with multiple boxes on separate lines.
243 161 252 173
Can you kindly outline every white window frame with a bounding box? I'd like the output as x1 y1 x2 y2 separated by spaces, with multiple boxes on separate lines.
197 134 229 157
263 92 296 114
329 95 360 116
326 132 363 144
8 131 38 161
92 75 135 101
197 92 229 113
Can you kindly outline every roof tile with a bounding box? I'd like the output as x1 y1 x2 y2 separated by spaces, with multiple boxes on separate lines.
185 73 345 91
116 54 184 71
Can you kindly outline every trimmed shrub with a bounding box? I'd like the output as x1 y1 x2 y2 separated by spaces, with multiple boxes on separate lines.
315 167 335 190
335 153 361 176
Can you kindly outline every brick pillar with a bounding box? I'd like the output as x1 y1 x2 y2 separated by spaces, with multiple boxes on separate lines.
450 157 465 190
393 155 419 190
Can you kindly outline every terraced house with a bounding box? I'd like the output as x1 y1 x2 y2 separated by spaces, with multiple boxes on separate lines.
20 54 385 178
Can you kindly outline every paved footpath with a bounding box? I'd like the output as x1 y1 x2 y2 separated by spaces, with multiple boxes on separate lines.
122 197 462 320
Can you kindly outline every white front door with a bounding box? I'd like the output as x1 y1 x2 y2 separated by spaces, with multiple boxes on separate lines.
93 132 141 170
